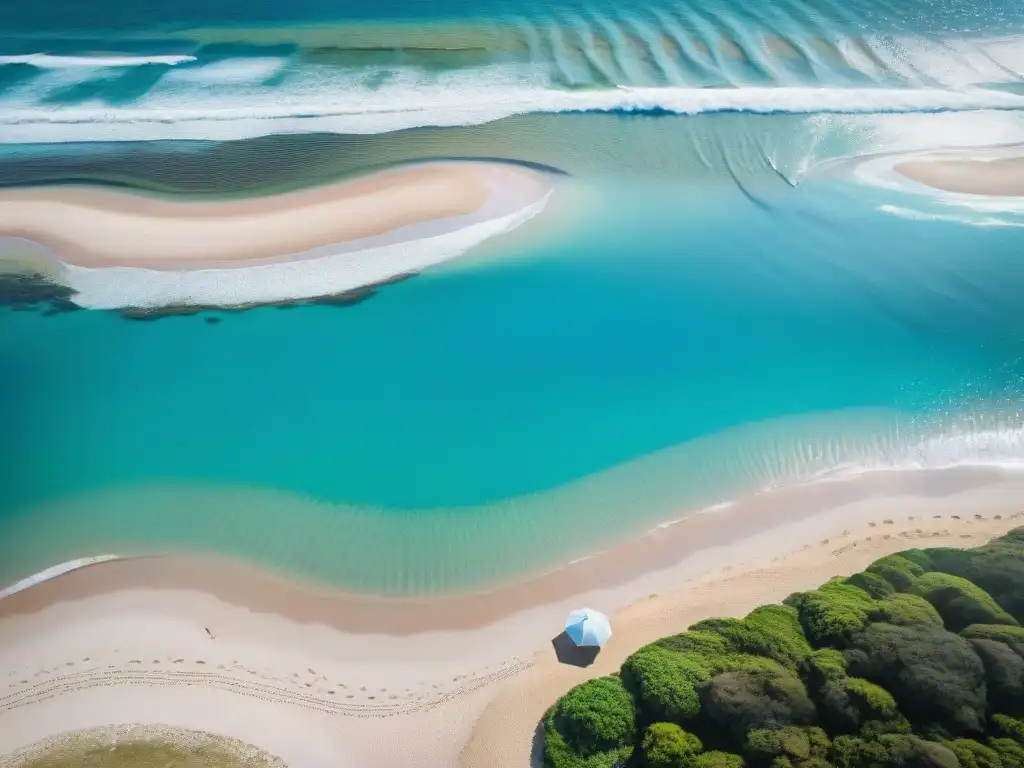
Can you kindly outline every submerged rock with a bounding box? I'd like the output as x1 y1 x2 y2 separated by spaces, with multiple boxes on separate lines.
0 273 81 315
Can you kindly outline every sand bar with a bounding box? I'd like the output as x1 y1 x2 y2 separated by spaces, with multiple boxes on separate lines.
895 155 1024 196
0 161 550 270
3 468 1024 766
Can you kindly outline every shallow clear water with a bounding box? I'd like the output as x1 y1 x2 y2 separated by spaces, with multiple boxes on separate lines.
0 1 1023 593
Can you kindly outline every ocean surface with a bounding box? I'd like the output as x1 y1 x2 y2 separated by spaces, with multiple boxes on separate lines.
0 0 1023 594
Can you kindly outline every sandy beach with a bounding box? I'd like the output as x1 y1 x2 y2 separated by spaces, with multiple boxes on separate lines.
0 161 549 269
0 159 553 310
2 467 1024 765
895 155 1024 196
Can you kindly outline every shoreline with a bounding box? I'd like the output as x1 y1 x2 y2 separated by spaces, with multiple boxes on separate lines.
3 466 1024 634
1 487 1021 765
3 465 1024 632
894 155 1024 196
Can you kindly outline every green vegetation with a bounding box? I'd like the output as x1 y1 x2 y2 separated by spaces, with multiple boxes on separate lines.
2 726 284 768
543 527 1024 768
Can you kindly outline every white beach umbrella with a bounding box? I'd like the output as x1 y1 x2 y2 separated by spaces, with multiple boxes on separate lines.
564 608 612 647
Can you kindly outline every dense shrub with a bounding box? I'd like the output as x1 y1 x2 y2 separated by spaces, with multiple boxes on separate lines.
910 572 1018 632
544 528 1024 768
992 715 1024 745
819 677 900 733
948 738 1005 768
642 723 702 768
694 751 744 768
928 533 1024 623
802 648 847 691
690 606 812 671
845 622 987 734
744 726 829 766
866 555 926 592
846 571 896 599
548 676 636 760
972 641 1024 715
989 738 1024 768
622 645 711 724
870 593 944 628
656 631 731 657
701 668 816 740
963 625 1024 651
897 549 936 570
830 734 958 768
784 580 875 648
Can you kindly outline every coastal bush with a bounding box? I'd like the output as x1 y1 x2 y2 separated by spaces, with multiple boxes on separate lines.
744 726 829 766
866 555 926 592
990 738 1024 768
542 529 1024 768
818 676 900 733
830 734 959 768
948 738 1005 768
621 645 711 724
784 580 875 648
802 648 847 691
845 571 896 599
547 676 637 759
642 723 702 768
694 751 745 768
971 641 1024 714
909 572 1018 631
845 622 987 734
992 715 1024 745
963 625 1024 651
896 549 936 570
690 606 812 671
657 631 731 658
869 593 944 628
701 668 816 740
928 533 1024 623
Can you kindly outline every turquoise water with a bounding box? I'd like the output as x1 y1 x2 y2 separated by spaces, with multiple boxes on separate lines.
1 0 1023 592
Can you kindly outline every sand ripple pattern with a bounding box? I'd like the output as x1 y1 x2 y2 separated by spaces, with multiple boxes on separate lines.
1 656 535 720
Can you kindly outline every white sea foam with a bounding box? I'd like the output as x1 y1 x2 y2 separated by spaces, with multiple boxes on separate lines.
0 555 118 600
54 179 553 310
2 84 1024 144
0 54 197 68
878 204 1024 228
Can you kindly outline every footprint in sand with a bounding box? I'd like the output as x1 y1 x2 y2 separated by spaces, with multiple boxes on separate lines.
952 515 961 520
996 515 1003 520
868 522 876 528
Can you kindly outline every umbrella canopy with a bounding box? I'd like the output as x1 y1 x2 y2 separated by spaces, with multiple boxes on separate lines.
564 608 612 647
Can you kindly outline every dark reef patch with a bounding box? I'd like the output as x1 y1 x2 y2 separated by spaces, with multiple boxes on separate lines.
118 272 418 322
0 273 81 316
0 271 417 322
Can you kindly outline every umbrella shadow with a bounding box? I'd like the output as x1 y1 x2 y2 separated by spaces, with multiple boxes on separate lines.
551 631 601 668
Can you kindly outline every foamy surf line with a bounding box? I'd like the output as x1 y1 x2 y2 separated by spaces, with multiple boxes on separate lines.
3 86 1024 143
0 54 197 68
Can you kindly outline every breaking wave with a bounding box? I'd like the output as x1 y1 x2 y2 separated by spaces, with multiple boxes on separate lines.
2 84 1024 143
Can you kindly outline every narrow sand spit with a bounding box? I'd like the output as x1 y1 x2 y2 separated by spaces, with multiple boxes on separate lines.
0 161 553 310
0 162 547 268
895 155 1024 196
2 469 1024 767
